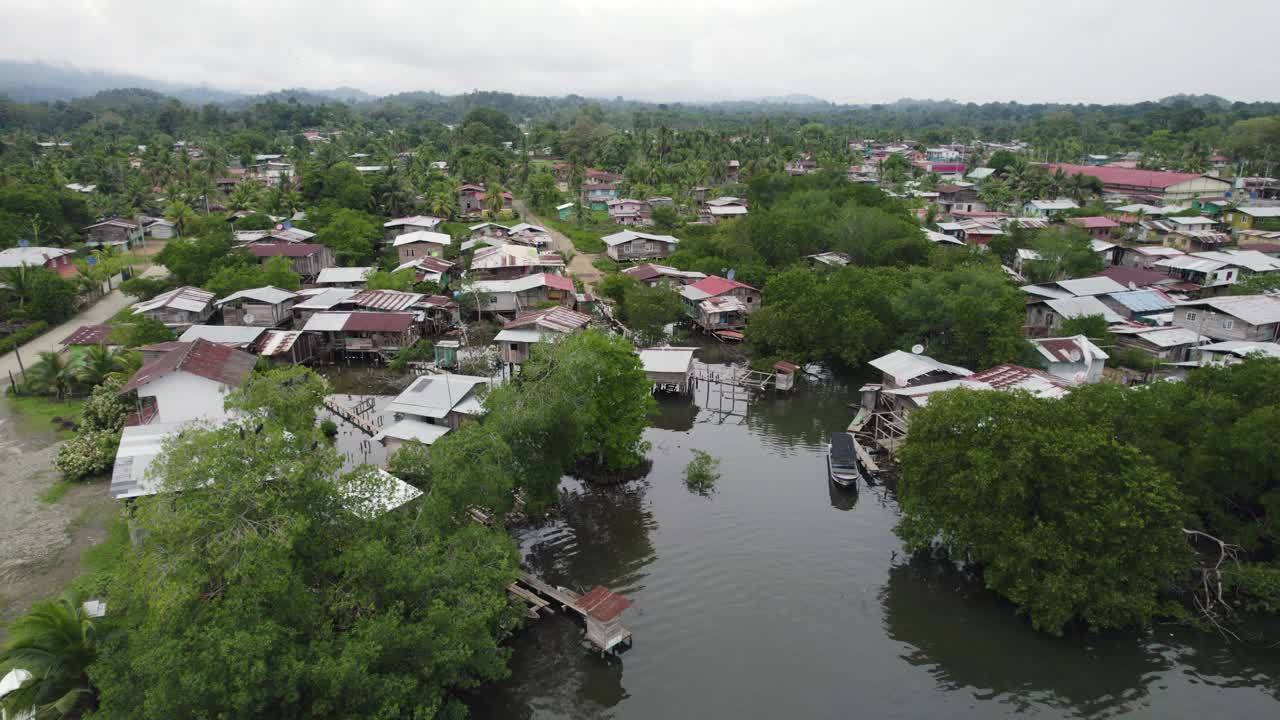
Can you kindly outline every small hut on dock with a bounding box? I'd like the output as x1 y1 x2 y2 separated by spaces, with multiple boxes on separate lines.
639 347 697 393
574 586 634 653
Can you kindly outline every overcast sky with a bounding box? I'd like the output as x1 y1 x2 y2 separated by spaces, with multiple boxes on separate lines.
4 0 1279 104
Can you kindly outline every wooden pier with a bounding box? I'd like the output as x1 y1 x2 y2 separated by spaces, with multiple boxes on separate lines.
507 573 634 654
322 395 383 436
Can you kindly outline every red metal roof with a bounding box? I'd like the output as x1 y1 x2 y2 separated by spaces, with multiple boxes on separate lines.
773 360 800 373
1068 216 1121 230
1046 163 1206 190
540 273 575 291
342 312 415 332
61 324 112 346
689 275 757 296
119 339 256 395
623 263 663 282
574 586 631 622
1035 337 1086 363
246 243 325 258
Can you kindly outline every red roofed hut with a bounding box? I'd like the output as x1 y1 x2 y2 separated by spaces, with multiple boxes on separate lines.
573 586 633 653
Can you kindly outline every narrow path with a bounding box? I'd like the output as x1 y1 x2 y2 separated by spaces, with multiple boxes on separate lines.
513 198 604 291
0 265 168 379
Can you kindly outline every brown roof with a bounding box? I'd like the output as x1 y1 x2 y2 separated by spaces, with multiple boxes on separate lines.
342 312 415 332
503 305 593 333
574 586 631 622
61 324 112 346
1092 266 1171 288
119 339 256 395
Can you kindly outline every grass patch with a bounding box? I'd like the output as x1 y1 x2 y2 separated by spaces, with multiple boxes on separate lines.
546 217 608 254
592 256 620 273
39 481 73 504
5 393 85 436
70 513 130 599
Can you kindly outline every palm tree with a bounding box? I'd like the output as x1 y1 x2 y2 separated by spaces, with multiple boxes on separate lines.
76 345 135 387
485 184 507 218
0 594 100 719
164 201 197 235
27 351 82 399
0 264 36 307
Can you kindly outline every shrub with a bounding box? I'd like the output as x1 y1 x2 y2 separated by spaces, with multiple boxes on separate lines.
0 320 49 354
684 450 721 496
320 418 339 438
54 429 121 481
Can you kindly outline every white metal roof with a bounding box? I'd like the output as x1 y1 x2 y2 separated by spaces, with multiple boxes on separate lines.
384 215 442 228
302 312 351 332
869 350 972 385
1192 250 1280 273
1197 340 1280 358
1179 295 1280 326
1156 255 1228 273
341 468 424 519
316 267 373 284
1126 327 1207 348
601 230 681 247
132 286 215 314
639 347 697 375
708 205 749 216
1168 216 1217 226
393 229 452 247
0 246 75 267
215 286 298 306
1238 207 1280 218
293 288 358 310
1044 296 1124 322
111 421 199 499
924 229 965 246
385 374 490 420
1055 276 1128 297
494 328 551 344
372 417 452 445
178 325 266 346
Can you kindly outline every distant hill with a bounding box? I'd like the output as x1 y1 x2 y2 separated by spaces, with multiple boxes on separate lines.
0 60 248 103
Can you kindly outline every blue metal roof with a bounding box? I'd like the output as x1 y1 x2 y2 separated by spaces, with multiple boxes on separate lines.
1107 289 1175 314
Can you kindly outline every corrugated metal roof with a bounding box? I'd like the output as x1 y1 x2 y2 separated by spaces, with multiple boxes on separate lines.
1045 296 1123 323
386 375 490 419
372 418 452 445
494 328 550 344
132 285 215 314
61 324 112 346
118 339 255 395
1180 295 1280 326
1055 276 1128 297
392 229 452 247
302 312 351 332
869 350 971 385
639 347 696 374
255 330 304 356
178 325 266 346
342 312 415 332
503 305 593 334
1106 289 1176 313
350 289 425 312
574 586 631 622
601 230 681 247
215 286 298 306
110 421 198 499
316 267 373 284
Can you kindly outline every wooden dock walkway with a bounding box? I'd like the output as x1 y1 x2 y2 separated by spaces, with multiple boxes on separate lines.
507 572 634 654
323 396 381 436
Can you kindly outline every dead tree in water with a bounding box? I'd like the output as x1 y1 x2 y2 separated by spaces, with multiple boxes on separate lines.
1182 528 1241 640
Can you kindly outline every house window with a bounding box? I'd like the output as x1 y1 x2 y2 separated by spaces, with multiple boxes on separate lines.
1186 311 1197 321
510 343 519 351
1222 319 1234 329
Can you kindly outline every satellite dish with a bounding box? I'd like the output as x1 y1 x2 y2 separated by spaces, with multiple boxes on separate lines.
242 313 257 325
911 344 925 355
1074 371 1087 384
1067 348 1082 363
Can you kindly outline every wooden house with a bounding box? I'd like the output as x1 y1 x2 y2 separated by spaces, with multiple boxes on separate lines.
467 273 576 316
0 246 75 274
383 215 443 244
252 330 316 366
602 230 680 262
246 242 335 281
679 275 761 330
130 286 216 331
393 230 452 264
468 244 565 280
494 305 593 365
302 311 419 356
82 218 144 249
374 374 490 453
1173 295 1280 342
621 263 707 287
606 198 650 226
638 347 696 394
117 338 255 426
215 286 299 327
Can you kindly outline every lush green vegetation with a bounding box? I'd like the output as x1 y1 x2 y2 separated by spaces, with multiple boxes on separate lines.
898 359 1280 635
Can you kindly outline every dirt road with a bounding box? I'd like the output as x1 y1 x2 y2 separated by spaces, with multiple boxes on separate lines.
513 198 604 291
0 264 168 380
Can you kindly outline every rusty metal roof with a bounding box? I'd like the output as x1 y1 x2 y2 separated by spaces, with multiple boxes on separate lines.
61 324 112 346
350 289 425 312
503 305 593 333
574 586 631 622
119 339 256 395
255 330 303 356
341 312 415 333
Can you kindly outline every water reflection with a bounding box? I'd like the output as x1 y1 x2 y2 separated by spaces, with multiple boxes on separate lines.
826 477 858 511
648 393 696 433
881 558 1166 717
519 478 658 596
466 614 627 720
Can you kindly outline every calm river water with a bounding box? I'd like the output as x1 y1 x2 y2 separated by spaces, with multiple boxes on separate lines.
468 346 1280 720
